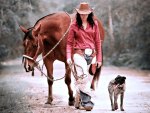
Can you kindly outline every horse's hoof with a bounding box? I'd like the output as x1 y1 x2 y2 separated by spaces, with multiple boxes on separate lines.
45 97 53 105
68 100 74 106
68 97 75 106
45 101 52 105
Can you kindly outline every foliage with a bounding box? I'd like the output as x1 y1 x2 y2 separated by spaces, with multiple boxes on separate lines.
0 0 149 69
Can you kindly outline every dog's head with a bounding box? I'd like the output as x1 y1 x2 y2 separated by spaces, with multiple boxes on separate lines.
114 75 126 85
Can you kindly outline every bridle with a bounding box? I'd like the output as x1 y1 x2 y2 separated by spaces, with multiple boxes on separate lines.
23 54 34 61
22 12 72 81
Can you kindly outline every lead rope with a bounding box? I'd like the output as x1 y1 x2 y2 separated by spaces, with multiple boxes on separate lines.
34 64 65 81
33 12 72 81
69 62 87 81
34 61 87 82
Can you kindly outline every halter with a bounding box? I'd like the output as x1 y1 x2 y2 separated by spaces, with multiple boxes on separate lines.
23 12 72 61
23 55 34 61
23 12 72 81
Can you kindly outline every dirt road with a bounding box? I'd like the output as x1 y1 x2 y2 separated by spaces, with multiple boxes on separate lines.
0 58 150 113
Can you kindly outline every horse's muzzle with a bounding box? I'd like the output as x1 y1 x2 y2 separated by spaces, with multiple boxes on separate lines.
22 56 34 72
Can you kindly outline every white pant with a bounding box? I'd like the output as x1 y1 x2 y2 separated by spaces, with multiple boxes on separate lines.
73 53 96 96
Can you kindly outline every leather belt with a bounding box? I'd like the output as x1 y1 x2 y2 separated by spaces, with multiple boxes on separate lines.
74 48 95 56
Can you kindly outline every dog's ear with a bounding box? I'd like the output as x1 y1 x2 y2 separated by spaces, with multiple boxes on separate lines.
115 75 121 80
123 77 126 80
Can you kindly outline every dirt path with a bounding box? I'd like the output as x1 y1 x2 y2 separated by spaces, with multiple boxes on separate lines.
0 58 150 113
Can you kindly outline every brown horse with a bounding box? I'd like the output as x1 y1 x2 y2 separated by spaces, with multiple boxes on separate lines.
20 11 104 105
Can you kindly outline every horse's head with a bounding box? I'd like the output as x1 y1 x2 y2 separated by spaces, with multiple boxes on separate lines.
20 25 40 72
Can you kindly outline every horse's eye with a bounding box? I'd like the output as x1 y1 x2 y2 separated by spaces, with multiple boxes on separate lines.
33 44 38 48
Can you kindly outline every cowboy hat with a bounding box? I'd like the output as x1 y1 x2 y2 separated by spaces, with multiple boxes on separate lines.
75 2 93 14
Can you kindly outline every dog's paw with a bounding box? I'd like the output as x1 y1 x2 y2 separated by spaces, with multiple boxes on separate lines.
114 105 118 110
112 109 115 111
121 108 124 111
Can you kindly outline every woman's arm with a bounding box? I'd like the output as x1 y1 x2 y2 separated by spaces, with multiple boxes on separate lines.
66 25 75 60
94 21 102 63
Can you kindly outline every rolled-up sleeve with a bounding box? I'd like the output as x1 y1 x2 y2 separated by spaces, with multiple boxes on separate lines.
66 25 74 59
94 21 102 62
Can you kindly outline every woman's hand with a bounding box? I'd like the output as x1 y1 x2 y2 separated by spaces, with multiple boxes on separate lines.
67 58 72 65
97 61 102 68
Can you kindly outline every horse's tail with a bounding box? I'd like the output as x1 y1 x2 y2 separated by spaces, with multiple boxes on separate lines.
90 50 103 90
91 16 104 90
90 66 102 90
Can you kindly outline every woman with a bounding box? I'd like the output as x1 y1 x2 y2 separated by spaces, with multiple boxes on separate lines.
66 2 102 111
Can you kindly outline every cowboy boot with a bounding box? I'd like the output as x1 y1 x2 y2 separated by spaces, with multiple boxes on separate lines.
74 92 81 109
79 90 94 111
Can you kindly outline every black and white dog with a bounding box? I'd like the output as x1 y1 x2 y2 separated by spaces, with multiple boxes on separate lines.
108 75 126 111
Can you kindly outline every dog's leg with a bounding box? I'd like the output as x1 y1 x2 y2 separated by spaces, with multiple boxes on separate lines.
114 91 118 110
120 92 124 111
108 88 114 111
110 93 115 111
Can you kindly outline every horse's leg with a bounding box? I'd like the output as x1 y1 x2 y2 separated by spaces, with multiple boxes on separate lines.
44 59 54 104
65 63 74 106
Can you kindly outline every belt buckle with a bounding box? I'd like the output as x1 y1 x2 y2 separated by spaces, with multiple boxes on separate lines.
84 48 93 56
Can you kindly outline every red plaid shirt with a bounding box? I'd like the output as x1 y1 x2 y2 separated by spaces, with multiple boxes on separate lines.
66 20 102 62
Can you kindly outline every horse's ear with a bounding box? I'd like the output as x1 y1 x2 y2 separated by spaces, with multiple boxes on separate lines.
33 24 41 35
19 25 28 33
32 24 41 38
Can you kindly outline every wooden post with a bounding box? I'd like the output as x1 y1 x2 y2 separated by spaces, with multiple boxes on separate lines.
108 5 115 50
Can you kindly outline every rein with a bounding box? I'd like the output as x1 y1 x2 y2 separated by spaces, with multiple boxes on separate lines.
23 12 72 82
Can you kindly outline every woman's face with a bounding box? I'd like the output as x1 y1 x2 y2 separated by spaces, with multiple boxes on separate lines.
80 14 88 22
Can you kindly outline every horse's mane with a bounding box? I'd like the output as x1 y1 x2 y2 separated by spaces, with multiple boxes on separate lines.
24 13 56 40
34 13 56 27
